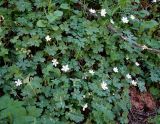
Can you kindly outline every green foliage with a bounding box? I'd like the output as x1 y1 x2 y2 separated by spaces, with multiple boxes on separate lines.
0 0 160 123
46 10 63 23
0 95 42 124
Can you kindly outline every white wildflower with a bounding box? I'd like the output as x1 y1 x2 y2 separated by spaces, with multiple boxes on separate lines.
113 67 118 73
89 8 96 14
152 0 157 2
121 17 129 23
15 79 22 86
52 59 59 67
131 80 137 86
100 9 107 17
45 35 51 41
101 81 108 90
61 65 70 72
135 62 140 66
89 70 95 75
88 92 92 96
122 36 128 40
130 15 135 20
110 19 114 24
126 57 129 60
82 103 88 111
126 74 132 79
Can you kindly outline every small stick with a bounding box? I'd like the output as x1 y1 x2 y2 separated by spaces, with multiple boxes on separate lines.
79 1 160 54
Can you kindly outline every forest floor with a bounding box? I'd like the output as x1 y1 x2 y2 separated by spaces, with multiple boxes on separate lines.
128 87 158 124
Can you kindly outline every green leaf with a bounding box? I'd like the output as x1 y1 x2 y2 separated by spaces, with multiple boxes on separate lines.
60 3 70 10
36 20 47 27
118 0 131 8
53 68 61 78
46 10 63 23
30 77 42 89
44 46 57 56
10 36 19 43
134 0 140 3
141 20 158 30
136 10 149 18
0 47 8 56
16 0 32 12
150 68 160 82
0 95 26 120
26 106 42 117
54 10 63 17
0 27 2 34
66 110 84 123
13 116 35 124
33 52 45 63
60 22 69 32
104 110 115 121
149 87 160 97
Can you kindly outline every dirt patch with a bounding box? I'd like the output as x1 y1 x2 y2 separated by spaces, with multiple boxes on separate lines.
128 87 157 124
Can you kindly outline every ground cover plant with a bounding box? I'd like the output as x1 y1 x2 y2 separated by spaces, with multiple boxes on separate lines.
0 0 160 123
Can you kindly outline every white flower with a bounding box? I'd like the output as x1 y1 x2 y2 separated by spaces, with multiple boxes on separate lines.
45 35 51 41
101 81 108 90
113 67 118 73
130 15 135 20
121 17 129 23
100 9 107 17
152 0 157 2
61 65 70 72
126 74 132 79
110 19 114 24
126 57 129 60
88 92 92 96
131 80 137 86
83 95 86 98
52 59 59 67
15 79 22 86
135 62 140 66
122 36 128 40
89 8 96 14
89 69 95 75
82 103 88 111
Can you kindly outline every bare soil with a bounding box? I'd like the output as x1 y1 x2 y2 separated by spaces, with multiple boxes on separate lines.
128 87 157 124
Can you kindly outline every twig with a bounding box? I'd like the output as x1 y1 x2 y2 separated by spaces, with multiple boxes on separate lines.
107 24 160 54
79 1 160 54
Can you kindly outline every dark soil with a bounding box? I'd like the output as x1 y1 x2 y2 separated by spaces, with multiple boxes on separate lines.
128 87 157 124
